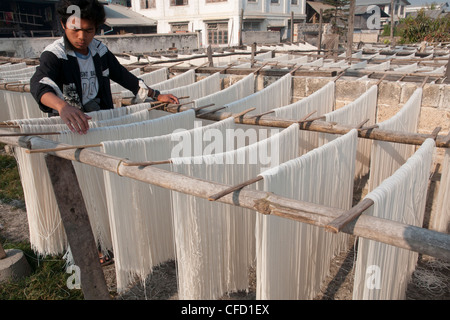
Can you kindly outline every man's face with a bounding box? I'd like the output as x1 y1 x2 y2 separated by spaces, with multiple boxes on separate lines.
62 17 96 55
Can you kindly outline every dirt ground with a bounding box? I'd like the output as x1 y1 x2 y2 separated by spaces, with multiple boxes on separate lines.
1 195 448 301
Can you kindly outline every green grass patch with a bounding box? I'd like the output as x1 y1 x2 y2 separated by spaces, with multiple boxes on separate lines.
0 240 84 300
0 144 83 300
0 144 24 204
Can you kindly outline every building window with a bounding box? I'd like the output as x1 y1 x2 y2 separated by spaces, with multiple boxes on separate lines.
207 23 228 45
140 0 155 8
172 23 189 33
248 0 257 2
243 21 261 31
271 0 279 3
291 0 298 5
170 0 188 5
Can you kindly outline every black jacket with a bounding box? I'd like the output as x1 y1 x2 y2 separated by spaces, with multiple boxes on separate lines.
30 35 142 114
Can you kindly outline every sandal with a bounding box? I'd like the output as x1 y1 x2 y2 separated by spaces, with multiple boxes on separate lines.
99 253 114 266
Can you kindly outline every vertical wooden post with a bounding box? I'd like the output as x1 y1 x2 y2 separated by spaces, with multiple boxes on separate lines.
318 9 323 55
0 242 6 260
290 11 294 43
251 42 256 68
390 0 395 46
346 0 356 60
45 155 110 300
445 54 450 80
207 45 213 67
239 8 244 47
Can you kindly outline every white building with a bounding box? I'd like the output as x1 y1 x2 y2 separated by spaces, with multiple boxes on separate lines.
131 0 306 47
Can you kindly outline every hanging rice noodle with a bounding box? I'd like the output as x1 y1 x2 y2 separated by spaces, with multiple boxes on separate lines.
161 72 221 102
431 148 450 233
193 73 255 110
101 117 236 292
274 81 335 156
353 139 435 300
170 123 299 300
152 69 196 92
14 110 196 256
321 85 378 178
256 129 357 299
225 73 292 115
367 88 423 191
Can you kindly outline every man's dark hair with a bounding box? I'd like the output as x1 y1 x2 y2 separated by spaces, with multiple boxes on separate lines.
57 0 106 27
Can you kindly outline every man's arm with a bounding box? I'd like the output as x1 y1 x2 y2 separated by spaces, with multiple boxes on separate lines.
30 51 90 134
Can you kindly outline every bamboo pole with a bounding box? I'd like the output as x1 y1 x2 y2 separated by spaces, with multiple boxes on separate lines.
0 242 6 260
234 108 256 118
325 198 374 233
25 143 102 154
162 107 450 148
0 132 60 137
122 159 172 167
250 110 275 118
193 103 215 113
1 132 449 261
208 176 264 201
197 106 227 117
299 110 317 122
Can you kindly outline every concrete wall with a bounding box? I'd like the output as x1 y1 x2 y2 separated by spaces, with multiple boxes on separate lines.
289 75 450 136
242 31 280 45
0 33 199 59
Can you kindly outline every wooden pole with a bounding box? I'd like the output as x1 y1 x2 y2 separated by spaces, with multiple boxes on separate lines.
346 0 356 60
239 8 244 47
0 132 60 137
325 198 374 233
390 0 395 46
318 9 323 55
26 144 102 154
157 108 450 148
0 242 6 260
445 54 450 80
122 159 172 167
44 155 110 300
251 43 256 68
207 45 214 68
1 134 448 261
208 176 263 201
290 11 294 43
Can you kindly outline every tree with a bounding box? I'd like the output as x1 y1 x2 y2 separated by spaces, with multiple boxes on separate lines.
322 0 351 36
399 9 450 43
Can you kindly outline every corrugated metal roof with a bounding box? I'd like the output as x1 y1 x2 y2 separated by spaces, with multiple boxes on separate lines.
104 4 157 27
306 1 335 13
356 0 411 6
407 9 447 19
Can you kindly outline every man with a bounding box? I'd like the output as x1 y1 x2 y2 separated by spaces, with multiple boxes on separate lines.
30 0 179 135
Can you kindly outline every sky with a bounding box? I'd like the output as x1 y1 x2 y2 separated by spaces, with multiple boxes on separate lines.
406 0 447 5
357 0 448 6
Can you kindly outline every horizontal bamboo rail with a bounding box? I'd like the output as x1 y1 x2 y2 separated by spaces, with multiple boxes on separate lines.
167 107 450 149
1 130 449 262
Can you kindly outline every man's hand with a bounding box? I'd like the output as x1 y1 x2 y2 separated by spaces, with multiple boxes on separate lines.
58 103 91 134
157 93 179 105
40 92 91 134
